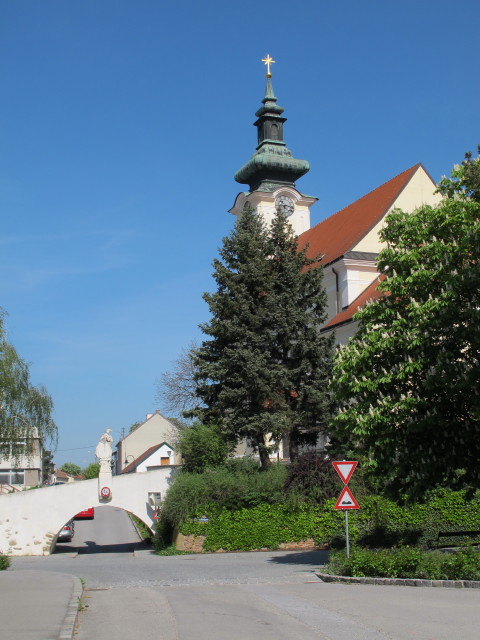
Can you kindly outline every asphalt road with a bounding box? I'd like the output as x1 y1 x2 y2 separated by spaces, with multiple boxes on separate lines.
11 508 480 639
13 548 480 640
54 504 144 554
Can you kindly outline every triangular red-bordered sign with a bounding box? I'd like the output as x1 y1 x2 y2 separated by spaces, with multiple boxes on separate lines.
334 485 360 510
332 460 357 484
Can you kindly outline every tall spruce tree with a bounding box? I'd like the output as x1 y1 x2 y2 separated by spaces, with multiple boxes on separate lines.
194 204 334 467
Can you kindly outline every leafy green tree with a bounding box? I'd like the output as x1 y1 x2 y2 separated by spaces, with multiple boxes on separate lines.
437 144 480 203
177 422 233 473
42 449 55 484
193 204 334 467
83 462 100 479
0 309 57 459
330 151 480 499
61 462 82 476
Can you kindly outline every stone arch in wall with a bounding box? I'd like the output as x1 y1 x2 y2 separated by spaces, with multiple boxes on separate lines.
0 468 177 556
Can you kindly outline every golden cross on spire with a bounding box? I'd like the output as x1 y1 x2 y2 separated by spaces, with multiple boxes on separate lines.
261 54 275 78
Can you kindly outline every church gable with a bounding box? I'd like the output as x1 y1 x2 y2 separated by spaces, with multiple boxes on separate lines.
299 164 439 331
298 164 425 266
352 164 441 255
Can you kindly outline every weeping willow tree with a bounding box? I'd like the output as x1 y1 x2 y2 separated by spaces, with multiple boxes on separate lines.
0 309 57 460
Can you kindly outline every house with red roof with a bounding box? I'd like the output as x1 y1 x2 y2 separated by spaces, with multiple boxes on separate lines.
115 410 180 474
121 442 177 474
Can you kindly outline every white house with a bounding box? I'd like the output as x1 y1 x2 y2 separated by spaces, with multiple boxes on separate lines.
0 434 43 489
121 442 177 473
115 411 180 474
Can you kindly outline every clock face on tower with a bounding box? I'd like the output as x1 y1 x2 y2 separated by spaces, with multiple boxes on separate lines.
275 195 295 217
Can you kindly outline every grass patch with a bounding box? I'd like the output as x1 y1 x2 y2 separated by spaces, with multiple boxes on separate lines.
326 546 480 581
129 513 153 543
156 545 195 556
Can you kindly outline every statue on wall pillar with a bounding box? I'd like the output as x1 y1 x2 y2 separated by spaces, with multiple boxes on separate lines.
95 428 113 472
95 428 113 500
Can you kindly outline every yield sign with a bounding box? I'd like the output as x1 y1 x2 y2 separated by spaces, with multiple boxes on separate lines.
334 485 360 510
332 460 357 485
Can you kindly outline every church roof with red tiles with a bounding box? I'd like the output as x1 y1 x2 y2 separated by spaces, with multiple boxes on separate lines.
322 275 386 330
298 164 423 266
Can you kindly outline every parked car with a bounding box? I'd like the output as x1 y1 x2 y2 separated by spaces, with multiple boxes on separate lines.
74 507 94 520
57 521 75 542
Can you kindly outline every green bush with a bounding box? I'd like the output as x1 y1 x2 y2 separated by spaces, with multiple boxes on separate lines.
153 516 174 551
156 545 194 556
0 554 10 570
329 490 480 550
154 460 289 549
284 453 339 504
326 546 480 581
180 503 328 551
159 460 288 528
173 490 480 553
177 423 234 473
157 455 480 554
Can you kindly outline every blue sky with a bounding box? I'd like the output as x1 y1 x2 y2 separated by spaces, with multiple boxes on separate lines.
1 1 479 467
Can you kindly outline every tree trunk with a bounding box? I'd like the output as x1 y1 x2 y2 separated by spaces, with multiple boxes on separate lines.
255 437 271 470
289 427 299 463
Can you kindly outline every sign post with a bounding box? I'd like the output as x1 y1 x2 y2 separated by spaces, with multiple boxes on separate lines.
345 510 349 559
332 461 359 558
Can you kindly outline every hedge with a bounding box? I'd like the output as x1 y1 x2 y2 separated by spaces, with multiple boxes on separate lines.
326 546 480 581
176 490 480 552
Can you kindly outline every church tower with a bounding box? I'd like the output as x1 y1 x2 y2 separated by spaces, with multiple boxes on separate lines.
229 55 316 236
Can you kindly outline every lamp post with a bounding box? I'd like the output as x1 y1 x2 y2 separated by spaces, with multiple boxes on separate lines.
124 454 134 466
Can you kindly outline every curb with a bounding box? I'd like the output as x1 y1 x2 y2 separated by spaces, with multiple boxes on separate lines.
58 576 83 640
127 512 145 542
316 571 480 589
133 548 157 557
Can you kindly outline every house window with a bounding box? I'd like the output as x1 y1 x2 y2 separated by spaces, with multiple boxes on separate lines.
0 440 27 461
160 457 170 466
0 469 25 485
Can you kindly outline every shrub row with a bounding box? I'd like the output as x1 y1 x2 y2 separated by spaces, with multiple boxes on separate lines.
179 503 333 552
326 546 480 581
173 490 480 552
0 554 10 571
159 460 288 528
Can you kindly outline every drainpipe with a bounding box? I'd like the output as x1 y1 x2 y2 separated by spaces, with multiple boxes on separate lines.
331 266 340 314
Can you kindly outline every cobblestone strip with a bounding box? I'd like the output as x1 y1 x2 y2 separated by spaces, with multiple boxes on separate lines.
316 571 480 589
58 576 83 640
